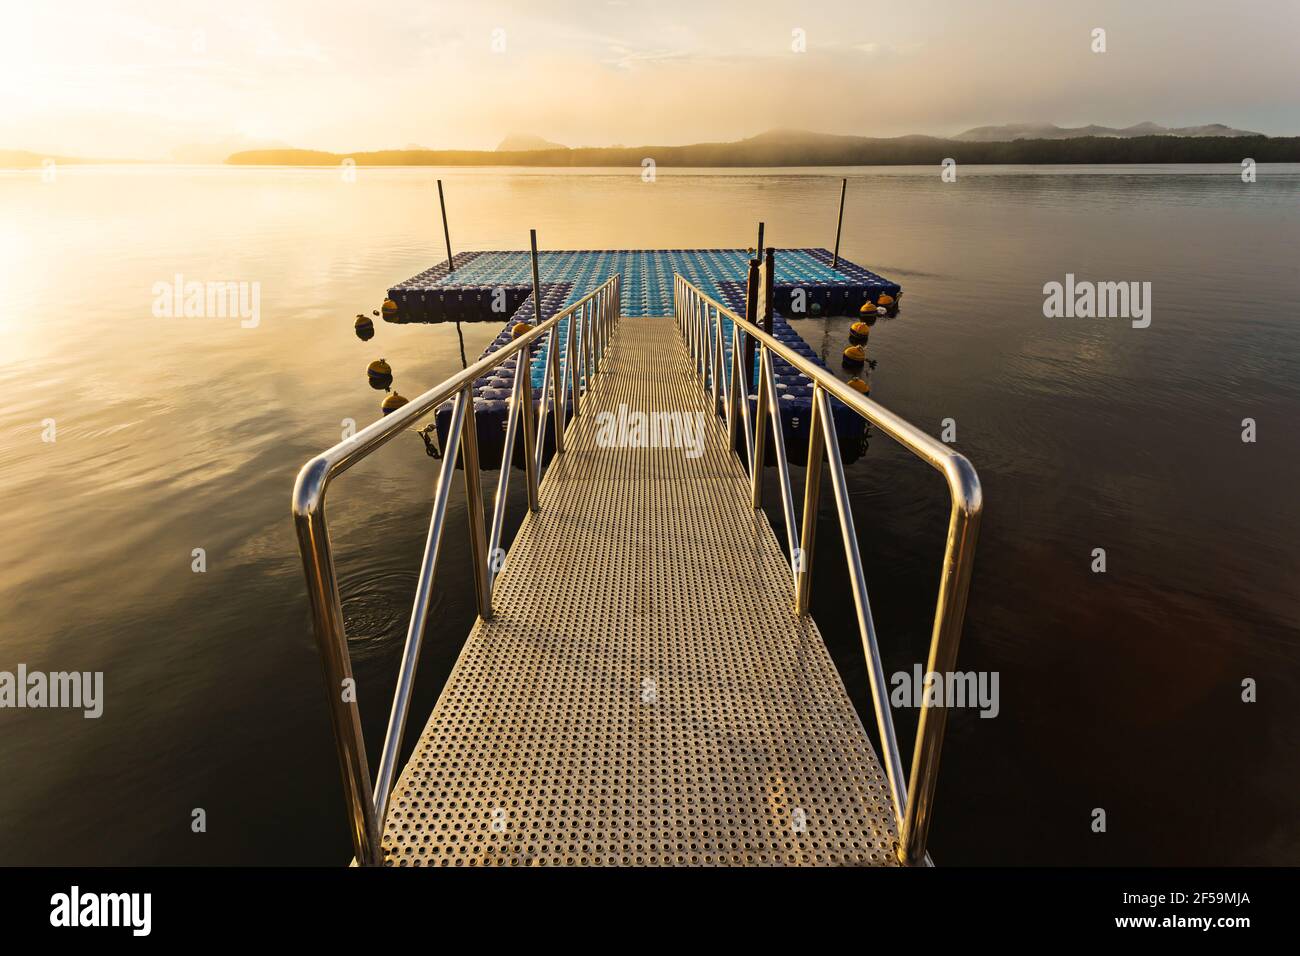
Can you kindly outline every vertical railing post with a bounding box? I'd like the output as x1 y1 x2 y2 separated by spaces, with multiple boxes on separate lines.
685 284 695 363
899 484 982 865
709 306 721 410
743 258 760 397
598 289 607 362
685 286 694 361
750 347 769 508
372 392 468 827
519 354 540 513
550 325 566 454
697 298 706 382
726 325 741 453
581 303 593 401
716 308 727 414
488 357 525 590
696 298 706 381
759 348 801 579
602 288 610 355
733 325 754 472
534 330 555 472
460 385 492 620
533 343 549 466
762 247 775 337
704 303 713 398
795 385 825 614
292 483 382 866
568 309 581 421
704 300 711 386
601 288 610 359
814 387 908 826
599 289 605 353
607 282 615 343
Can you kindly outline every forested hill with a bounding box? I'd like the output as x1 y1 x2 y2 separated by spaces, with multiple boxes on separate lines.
227 134 1300 167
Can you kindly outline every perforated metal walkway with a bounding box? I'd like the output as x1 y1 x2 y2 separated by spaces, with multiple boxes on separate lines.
382 316 899 866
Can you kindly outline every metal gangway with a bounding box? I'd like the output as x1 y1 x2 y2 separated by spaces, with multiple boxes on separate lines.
293 271 982 866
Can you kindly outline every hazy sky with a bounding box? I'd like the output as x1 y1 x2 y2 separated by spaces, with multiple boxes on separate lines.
3 0 1297 159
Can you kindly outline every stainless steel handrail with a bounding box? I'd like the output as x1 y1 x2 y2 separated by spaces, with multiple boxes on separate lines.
293 273 621 865
673 274 983 867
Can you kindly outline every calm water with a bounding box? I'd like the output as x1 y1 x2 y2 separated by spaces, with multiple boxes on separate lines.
1 165 1297 865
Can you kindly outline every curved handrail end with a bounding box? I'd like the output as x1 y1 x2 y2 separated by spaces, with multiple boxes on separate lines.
292 453 333 520
941 451 983 521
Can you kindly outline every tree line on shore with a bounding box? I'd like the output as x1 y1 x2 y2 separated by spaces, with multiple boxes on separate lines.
227 135 1300 167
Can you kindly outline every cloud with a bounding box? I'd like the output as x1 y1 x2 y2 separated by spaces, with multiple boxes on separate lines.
1 0 1296 158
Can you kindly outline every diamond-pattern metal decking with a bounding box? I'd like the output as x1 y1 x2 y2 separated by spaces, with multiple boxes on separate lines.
382 316 899 866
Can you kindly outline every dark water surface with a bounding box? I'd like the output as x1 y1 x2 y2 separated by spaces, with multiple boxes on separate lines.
1 165 1297 864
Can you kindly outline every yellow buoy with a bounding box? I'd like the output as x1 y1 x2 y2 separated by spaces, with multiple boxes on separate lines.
381 298 398 319
367 358 393 390
381 391 408 415
847 377 870 395
842 344 866 368
849 321 871 341
355 314 375 340
511 321 533 338
877 293 895 307
859 301 883 316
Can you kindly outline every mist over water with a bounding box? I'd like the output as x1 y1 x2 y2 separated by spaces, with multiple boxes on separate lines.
1 164 1297 864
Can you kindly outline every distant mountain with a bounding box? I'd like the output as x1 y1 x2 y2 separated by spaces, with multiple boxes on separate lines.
0 149 52 168
955 122 1261 141
229 129 1298 168
169 136 289 164
6 121 1286 170
497 134 567 151
0 149 126 167
739 128 946 150
221 124 1294 168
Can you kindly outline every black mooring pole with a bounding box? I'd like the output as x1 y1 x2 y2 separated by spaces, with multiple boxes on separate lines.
438 179 454 272
762 247 775 337
755 222 765 262
529 229 542 321
743 257 760 394
832 178 846 270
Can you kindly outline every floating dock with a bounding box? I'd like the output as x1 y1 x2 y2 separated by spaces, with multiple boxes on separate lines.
386 248 900 321
295 250 980 869
385 249 901 466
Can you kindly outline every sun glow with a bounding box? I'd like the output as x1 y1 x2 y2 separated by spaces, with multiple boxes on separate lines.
1 0 1297 160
